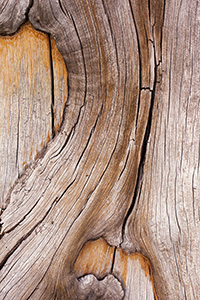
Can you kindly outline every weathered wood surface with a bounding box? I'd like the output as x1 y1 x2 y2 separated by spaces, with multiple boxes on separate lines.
0 0 199 299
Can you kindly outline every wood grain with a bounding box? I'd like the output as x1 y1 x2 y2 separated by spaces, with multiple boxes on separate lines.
0 0 198 299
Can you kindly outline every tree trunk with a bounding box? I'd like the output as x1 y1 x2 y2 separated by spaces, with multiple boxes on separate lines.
0 0 199 299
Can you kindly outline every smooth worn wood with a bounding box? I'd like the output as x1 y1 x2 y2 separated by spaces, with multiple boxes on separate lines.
0 0 199 299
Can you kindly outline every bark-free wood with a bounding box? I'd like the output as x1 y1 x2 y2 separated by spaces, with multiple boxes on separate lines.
0 0 199 299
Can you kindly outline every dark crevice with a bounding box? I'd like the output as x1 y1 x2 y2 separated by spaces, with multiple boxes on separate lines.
121 87 155 242
148 0 151 21
25 0 34 19
56 178 76 204
120 0 166 245
118 150 130 180
121 29 160 246
48 35 55 138
111 246 117 274
57 0 66 16
141 86 152 91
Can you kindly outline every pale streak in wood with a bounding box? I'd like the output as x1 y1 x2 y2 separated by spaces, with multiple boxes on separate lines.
113 249 156 300
0 23 51 208
0 22 67 209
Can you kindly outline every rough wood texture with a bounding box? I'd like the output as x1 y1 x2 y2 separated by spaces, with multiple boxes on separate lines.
0 0 199 299
0 22 67 209
113 249 157 300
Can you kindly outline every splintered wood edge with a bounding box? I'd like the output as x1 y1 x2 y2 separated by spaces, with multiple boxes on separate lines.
74 238 158 299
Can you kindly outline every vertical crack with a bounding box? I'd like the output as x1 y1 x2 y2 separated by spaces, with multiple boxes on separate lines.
121 86 156 243
121 3 164 243
48 35 55 138
111 246 117 274
25 0 34 19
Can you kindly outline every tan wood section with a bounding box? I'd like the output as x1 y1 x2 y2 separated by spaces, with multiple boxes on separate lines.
0 22 67 209
74 238 157 299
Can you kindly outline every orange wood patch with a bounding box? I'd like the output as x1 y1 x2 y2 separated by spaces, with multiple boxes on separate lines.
74 238 114 278
74 238 158 299
74 238 115 279
0 22 67 206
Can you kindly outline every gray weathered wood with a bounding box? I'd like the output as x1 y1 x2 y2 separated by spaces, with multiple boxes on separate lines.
0 0 31 35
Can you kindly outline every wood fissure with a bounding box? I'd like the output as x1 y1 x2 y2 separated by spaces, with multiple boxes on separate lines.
121 0 165 245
